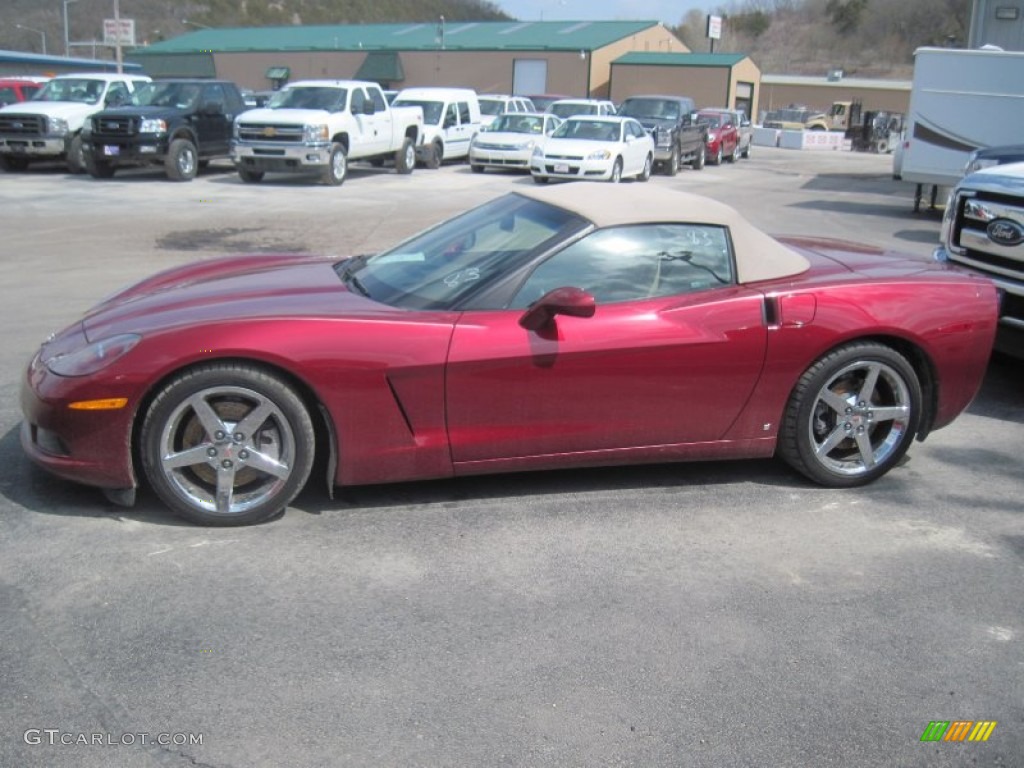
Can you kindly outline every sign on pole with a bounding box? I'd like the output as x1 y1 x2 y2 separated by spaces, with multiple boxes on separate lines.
103 18 135 46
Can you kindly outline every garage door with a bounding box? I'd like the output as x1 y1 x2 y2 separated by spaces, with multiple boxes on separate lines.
513 59 547 96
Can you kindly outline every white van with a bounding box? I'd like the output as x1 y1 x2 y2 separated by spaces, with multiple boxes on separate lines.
392 87 481 167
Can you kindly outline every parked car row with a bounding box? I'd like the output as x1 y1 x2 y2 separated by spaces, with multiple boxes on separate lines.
0 72 753 186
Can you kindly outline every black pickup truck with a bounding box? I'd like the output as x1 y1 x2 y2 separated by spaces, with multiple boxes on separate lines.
617 95 707 175
82 79 246 181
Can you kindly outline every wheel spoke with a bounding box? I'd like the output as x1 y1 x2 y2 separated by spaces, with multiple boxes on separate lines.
820 388 850 415
857 363 881 402
871 405 909 423
815 425 849 458
244 449 290 479
235 400 275 438
163 444 214 470
188 394 228 439
854 431 876 468
215 466 236 514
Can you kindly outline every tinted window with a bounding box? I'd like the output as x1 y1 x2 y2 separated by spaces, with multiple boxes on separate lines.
511 224 735 307
458 101 471 125
370 88 387 111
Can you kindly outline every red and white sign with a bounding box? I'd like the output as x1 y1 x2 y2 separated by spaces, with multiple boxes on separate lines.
103 19 135 46
706 15 722 41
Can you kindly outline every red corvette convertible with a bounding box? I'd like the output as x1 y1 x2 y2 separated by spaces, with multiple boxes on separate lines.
21 185 998 525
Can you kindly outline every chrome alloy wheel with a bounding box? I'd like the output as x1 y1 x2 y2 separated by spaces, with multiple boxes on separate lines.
806 360 912 476
157 385 297 516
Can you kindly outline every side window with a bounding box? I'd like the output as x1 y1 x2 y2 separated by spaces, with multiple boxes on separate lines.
105 82 130 106
370 88 386 112
0 87 15 106
202 84 227 109
458 101 471 125
443 103 458 128
350 88 366 114
511 224 735 308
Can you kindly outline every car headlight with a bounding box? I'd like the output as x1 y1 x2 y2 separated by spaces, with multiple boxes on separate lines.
514 140 536 151
304 123 329 143
44 334 141 377
139 118 167 134
532 146 544 158
963 157 999 176
587 149 611 160
48 117 69 136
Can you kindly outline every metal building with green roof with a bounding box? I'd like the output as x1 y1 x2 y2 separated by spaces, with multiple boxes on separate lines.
610 52 762 118
127 20 690 99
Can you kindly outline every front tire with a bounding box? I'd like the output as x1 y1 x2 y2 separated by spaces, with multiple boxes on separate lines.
165 138 198 181
238 168 264 183
638 153 652 181
711 144 723 165
140 364 316 526
664 146 679 176
778 342 921 487
66 134 85 174
691 144 705 170
0 155 30 172
426 141 443 169
609 157 623 183
85 155 116 179
395 137 415 174
322 143 347 186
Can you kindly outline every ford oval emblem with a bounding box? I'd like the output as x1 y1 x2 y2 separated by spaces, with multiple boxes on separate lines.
987 218 1024 247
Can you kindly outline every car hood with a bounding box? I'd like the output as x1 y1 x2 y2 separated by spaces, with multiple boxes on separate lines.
542 138 618 155
95 105 189 120
0 101 99 119
81 253 381 341
236 107 332 124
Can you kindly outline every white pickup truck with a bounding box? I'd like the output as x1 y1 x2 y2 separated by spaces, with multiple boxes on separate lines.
231 80 423 185
0 72 151 173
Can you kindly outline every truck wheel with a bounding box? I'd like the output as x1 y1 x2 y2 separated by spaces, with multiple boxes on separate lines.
66 134 86 174
238 168 264 183
691 144 705 170
665 146 679 177
0 156 29 172
322 143 347 186
426 141 443 170
165 138 198 181
395 137 415 175
85 155 116 179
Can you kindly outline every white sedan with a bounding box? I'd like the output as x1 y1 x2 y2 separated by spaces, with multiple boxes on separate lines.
530 116 654 184
469 112 563 173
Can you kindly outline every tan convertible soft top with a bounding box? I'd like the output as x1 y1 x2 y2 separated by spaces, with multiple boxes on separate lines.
517 183 810 284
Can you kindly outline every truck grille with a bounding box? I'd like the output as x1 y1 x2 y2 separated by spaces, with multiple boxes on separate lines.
92 116 137 136
0 113 45 137
236 123 305 143
950 191 1024 284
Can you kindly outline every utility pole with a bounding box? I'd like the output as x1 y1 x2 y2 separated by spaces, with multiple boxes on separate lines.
114 0 123 73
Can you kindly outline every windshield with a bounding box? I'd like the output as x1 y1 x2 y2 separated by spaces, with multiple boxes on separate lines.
393 99 443 125
550 102 597 119
479 99 504 116
700 114 722 128
552 119 620 142
131 82 202 109
619 99 679 121
267 87 346 111
335 194 589 310
488 114 543 134
34 78 105 105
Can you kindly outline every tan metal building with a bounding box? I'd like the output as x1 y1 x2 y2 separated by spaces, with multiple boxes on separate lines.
758 74 911 121
127 21 688 100
609 52 762 117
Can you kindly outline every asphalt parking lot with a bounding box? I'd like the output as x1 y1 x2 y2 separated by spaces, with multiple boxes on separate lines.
1 148 1022 767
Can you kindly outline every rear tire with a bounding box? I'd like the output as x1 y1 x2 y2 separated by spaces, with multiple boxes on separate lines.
165 138 198 181
778 342 921 487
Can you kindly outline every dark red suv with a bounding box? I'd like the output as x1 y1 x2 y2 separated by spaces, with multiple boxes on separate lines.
698 108 740 165
0 78 46 108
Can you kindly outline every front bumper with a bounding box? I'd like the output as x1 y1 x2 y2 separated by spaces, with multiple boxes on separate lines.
83 136 170 165
469 146 532 169
0 135 67 158
232 140 331 172
531 156 614 181
20 350 137 491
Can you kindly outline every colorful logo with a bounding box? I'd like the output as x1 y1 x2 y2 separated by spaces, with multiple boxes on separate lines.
920 721 997 742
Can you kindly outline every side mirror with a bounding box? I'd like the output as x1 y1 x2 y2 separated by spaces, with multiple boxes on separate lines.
519 286 596 332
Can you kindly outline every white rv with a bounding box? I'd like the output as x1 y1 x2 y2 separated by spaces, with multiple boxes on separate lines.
901 46 1024 207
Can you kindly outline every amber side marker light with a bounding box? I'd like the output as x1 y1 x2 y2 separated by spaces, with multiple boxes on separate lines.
68 398 129 411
